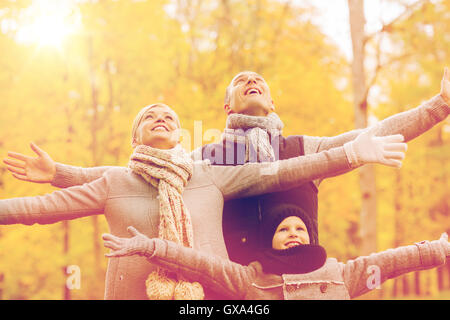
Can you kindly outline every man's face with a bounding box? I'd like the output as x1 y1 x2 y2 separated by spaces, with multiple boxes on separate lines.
133 105 181 149
272 216 310 250
224 71 274 116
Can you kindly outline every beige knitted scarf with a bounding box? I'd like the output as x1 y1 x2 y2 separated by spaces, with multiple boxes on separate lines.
128 144 204 300
222 112 284 162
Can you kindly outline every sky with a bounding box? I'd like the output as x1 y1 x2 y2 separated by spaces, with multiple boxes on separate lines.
303 0 419 59
1 0 422 58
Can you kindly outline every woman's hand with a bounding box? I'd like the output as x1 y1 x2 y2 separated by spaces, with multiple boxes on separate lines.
103 226 154 258
2 142 56 183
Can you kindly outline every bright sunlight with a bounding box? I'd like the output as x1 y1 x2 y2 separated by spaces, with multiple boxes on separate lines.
15 0 82 48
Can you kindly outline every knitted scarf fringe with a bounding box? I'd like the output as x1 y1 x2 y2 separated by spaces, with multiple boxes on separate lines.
129 144 205 300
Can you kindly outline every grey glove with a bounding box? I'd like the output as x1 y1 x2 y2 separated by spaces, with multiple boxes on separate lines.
102 226 155 258
427 232 450 260
438 232 450 257
344 124 407 168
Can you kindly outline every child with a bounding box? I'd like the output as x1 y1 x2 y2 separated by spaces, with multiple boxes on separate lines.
102 204 449 300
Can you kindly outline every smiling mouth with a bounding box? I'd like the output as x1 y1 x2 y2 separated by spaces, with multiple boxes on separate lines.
152 125 169 132
244 87 261 95
285 241 302 248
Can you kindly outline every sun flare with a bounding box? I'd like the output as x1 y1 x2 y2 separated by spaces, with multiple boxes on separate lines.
15 0 82 48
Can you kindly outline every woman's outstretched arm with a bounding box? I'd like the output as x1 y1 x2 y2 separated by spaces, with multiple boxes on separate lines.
0 172 108 225
3 142 116 188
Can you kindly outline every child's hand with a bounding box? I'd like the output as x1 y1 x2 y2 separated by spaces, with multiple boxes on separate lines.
102 226 154 258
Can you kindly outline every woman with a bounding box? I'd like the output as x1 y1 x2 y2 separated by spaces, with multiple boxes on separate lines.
0 103 406 299
103 204 449 299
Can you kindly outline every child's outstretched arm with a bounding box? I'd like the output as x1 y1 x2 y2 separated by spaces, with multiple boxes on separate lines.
102 226 256 299
343 233 449 299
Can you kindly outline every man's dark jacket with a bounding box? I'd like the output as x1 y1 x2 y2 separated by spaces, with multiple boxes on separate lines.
201 133 318 264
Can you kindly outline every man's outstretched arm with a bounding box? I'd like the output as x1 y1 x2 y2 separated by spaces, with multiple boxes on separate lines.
304 67 450 155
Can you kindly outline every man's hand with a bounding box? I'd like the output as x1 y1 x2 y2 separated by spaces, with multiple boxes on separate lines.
344 124 408 168
441 67 450 106
103 226 154 258
2 142 56 183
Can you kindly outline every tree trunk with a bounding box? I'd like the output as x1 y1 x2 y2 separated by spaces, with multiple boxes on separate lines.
62 64 72 300
436 266 444 291
0 273 4 299
62 222 71 300
402 274 410 296
392 277 399 298
348 0 377 257
392 170 404 298
447 263 450 289
414 272 421 296
87 35 102 280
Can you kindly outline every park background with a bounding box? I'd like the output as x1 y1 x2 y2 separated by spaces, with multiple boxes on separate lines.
0 0 448 299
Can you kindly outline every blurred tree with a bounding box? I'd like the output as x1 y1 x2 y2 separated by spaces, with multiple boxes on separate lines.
348 0 378 259
0 0 447 299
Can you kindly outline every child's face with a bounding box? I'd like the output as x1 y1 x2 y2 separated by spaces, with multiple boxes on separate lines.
272 216 310 250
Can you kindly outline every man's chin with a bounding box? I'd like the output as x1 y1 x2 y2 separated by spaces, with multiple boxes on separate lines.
238 101 271 117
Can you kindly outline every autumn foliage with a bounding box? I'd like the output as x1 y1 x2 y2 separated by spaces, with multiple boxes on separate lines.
0 0 448 299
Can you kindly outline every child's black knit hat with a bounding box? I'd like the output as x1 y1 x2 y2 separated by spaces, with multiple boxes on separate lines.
258 203 326 275
261 203 318 248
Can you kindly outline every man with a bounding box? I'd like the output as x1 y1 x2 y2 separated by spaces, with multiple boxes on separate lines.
4 68 450 265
